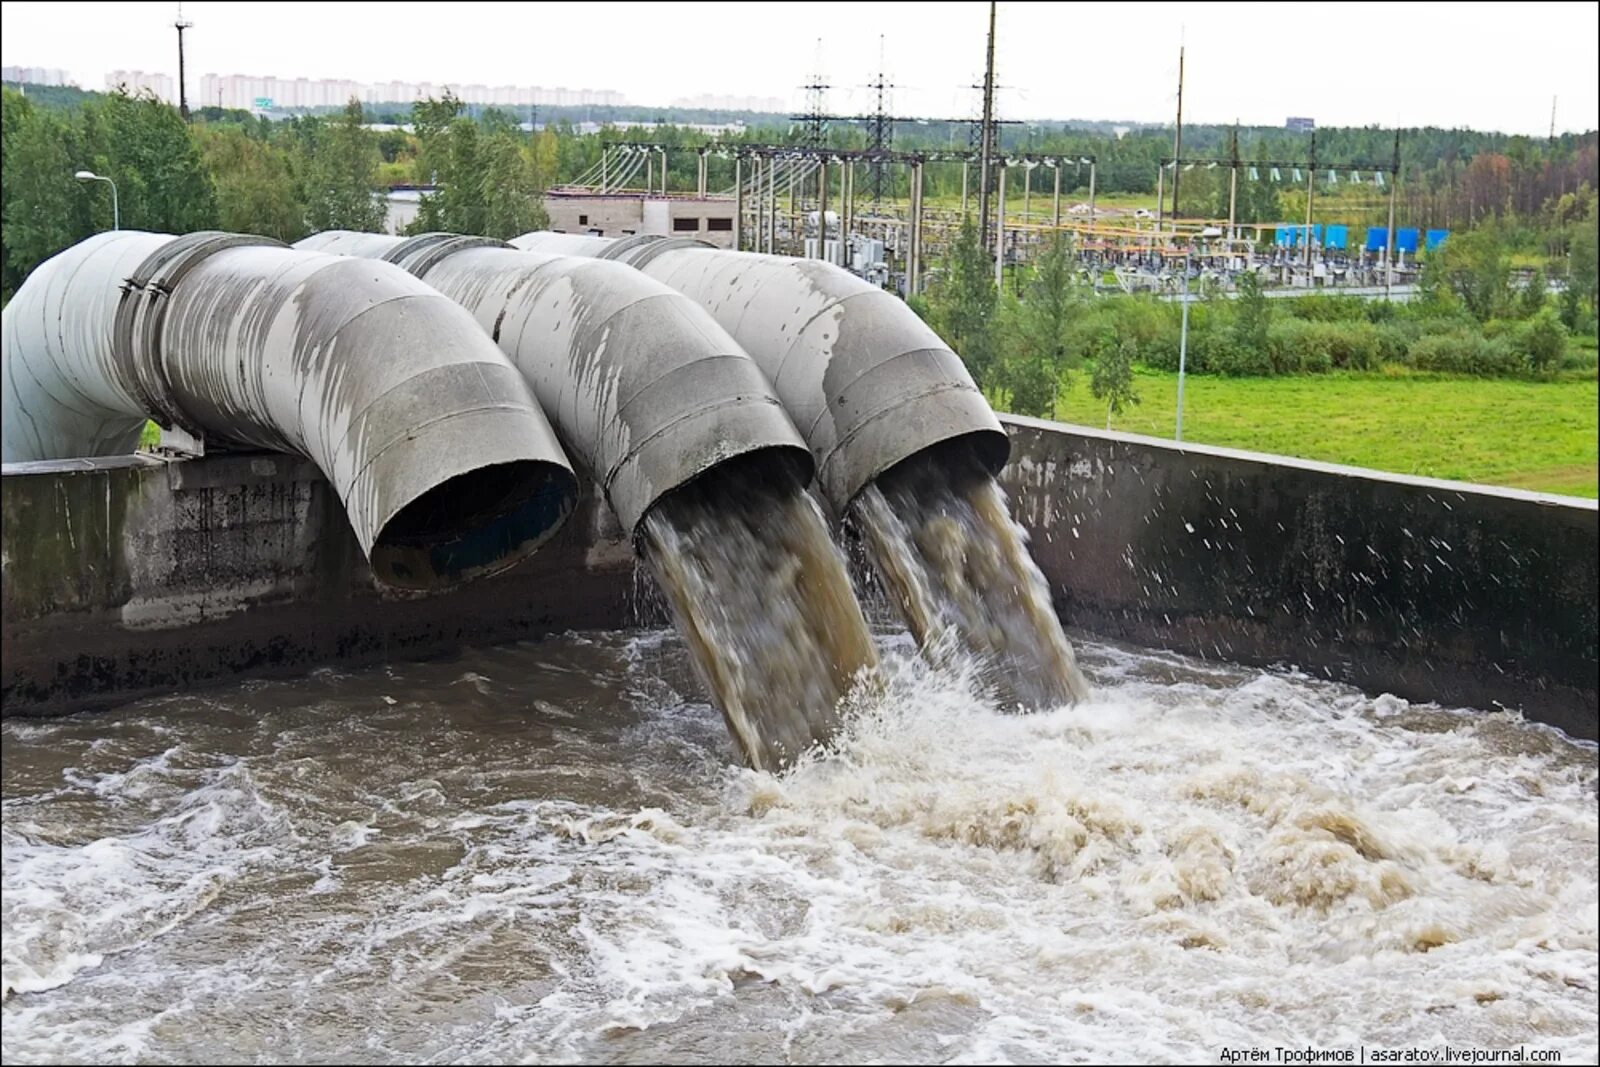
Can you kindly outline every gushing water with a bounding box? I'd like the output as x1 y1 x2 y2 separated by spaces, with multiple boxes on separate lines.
640 457 879 771
3 634 1593 1063
851 444 1091 708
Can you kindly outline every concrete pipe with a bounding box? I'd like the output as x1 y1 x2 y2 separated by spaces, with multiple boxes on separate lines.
509 232 1008 514
2 231 579 591
293 232 811 536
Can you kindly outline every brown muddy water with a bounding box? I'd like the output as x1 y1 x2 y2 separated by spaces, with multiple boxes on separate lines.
3 629 1595 1063
851 446 1091 709
641 460 878 771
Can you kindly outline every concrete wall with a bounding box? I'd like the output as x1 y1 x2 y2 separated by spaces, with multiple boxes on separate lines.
997 418 1598 741
1 452 635 716
545 194 643 237
546 195 737 247
5 419 1596 740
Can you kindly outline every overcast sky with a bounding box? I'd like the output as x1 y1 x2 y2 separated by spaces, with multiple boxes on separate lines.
3 1 1596 135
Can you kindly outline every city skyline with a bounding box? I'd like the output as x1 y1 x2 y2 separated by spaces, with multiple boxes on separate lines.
2 1 1597 135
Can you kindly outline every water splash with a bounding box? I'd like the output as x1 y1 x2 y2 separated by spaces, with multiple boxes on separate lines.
641 457 879 771
1 636 1593 1063
851 444 1090 708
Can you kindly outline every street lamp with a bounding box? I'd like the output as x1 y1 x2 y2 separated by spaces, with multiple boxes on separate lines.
74 170 119 231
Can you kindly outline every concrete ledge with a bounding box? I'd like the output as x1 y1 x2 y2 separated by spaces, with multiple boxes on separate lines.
997 416 1598 741
1 454 635 716
5 420 1596 742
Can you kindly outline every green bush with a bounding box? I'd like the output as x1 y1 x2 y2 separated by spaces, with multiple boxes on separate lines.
1517 308 1568 375
1264 320 1331 374
1285 293 1369 323
1408 331 1522 376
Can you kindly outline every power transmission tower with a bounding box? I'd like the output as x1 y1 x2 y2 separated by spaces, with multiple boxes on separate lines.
795 39 831 150
977 0 997 249
865 38 896 207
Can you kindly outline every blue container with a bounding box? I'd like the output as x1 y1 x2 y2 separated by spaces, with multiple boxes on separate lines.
1396 228 1420 254
1325 224 1349 250
1365 227 1388 252
1425 229 1449 251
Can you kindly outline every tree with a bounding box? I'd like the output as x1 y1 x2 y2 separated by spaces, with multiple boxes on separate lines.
85 90 216 235
305 98 385 233
1421 226 1509 321
925 217 999 389
1091 329 1139 429
1517 266 1547 318
479 128 548 239
1231 268 1272 355
1 89 82 302
1006 234 1083 417
199 125 307 243
1568 207 1598 328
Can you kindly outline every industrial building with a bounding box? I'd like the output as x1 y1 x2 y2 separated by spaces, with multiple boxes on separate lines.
544 191 739 249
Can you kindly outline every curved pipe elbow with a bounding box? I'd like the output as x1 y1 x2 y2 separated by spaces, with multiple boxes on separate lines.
304 232 812 536
3 232 579 592
511 233 1008 514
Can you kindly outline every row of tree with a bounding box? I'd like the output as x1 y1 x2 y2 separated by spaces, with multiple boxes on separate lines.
4 83 1598 305
1 89 556 302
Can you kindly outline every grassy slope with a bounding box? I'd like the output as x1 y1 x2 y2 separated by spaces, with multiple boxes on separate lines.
1040 368 1599 498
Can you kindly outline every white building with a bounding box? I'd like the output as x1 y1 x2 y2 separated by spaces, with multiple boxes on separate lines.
3 65 74 87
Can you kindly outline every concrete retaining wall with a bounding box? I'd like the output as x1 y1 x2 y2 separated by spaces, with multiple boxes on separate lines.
998 417 1598 741
1 452 635 716
5 418 1596 740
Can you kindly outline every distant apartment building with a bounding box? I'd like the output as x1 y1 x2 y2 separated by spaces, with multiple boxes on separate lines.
177 71 626 111
106 69 176 102
670 93 787 113
1286 116 1316 132
3 65 73 86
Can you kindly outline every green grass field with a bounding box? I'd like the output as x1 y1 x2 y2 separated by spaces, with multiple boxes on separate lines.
1033 368 1599 498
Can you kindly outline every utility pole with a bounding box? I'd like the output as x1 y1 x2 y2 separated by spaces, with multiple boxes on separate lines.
1304 128 1316 273
994 160 1006 289
1170 43 1184 223
1385 128 1400 297
174 4 194 121
1176 245 1191 441
1052 162 1062 229
978 0 997 253
734 155 744 251
1549 96 1557 144
1227 122 1239 243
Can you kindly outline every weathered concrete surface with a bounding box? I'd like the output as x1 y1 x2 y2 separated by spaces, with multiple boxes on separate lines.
2 453 633 716
6 419 1597 742
997 416 1599 741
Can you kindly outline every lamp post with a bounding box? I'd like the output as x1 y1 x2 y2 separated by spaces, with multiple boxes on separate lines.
74 171 119 231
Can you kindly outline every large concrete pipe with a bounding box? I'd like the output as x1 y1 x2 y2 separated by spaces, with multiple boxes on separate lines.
2 231 579 591
509 232 1009 514
291 232 812 536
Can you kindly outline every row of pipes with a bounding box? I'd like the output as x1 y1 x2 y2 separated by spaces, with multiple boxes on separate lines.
2 228 1005 593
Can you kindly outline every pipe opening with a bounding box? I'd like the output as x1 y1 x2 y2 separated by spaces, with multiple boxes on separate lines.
852 428 1011 511
369 460 576 591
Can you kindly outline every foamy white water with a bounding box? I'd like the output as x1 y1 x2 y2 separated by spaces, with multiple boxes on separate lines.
2 631 1595 1064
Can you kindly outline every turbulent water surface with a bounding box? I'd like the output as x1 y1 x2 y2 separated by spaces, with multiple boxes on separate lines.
3 630 1596 1064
